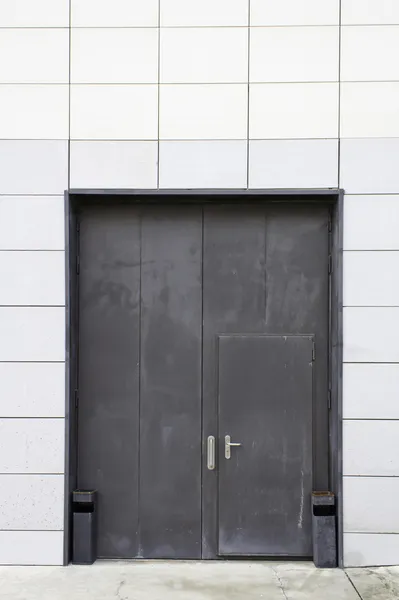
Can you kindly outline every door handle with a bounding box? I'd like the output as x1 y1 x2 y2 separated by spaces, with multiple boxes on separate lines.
207 435 216 470
225 435 242 459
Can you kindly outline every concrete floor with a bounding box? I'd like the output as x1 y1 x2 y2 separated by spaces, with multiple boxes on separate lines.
0 561 398 600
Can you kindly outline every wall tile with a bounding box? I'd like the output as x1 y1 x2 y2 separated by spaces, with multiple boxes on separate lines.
344 534 399 567
160 28 248 84
340 139 399 194
249 139 338 189
341 83 399 138
341 26 399 81
0 29 69 84
160 0 248 26
70 85 158 140
0 141 68 195
344 477 399 533
0 531 63 565
343 196 399 251
159 84 248 140
343 420 399 476
0 0 69 27
0 252 65 306
70 141 158 189
343 251 399 306
250 27 339 82
251 0 339 25
344 307 399 362
159 141 247 188
71 28 158 84
0 85 68 140
0 475 64 530
71 0 158 27
0 363 65 418
250 83 338 139
344 364 399 419
0 307 65 362
342 1 399 25
0 419 64 474
0 197 64 251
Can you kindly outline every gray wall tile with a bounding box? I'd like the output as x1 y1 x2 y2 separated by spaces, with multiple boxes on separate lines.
0 531 63 565
340 138 399 194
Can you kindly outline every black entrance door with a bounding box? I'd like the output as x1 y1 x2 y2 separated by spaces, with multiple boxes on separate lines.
77 201 329 560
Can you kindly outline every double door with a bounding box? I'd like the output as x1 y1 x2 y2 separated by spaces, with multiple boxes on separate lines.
77 202 329 559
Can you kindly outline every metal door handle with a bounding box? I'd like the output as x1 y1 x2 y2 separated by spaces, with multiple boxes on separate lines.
225 435 242 459
207 435 215 470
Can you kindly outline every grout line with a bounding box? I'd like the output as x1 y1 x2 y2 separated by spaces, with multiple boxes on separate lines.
0 417 65 420
4 80 399 85
68 0 72 190
337 0 342 188
5 24 399 29
345 571 363 600
157 0 161 189
246 0 251 189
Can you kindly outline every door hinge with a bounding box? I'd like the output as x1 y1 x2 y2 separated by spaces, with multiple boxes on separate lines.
312 342 316 361
328 254 333 274
328 390 332 410
74 389 79 409
76 255 80 275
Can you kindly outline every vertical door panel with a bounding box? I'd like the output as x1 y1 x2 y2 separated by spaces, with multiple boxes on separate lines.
139 206 202 558
78 205 140 558
218 335 313 557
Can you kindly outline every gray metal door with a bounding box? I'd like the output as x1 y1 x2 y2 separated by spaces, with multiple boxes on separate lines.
217 335 313 557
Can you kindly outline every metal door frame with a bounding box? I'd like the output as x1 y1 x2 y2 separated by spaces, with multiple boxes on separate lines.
64 189 343 566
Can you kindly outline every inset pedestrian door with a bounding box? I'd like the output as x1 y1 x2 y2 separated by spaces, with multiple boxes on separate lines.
76 201 330 560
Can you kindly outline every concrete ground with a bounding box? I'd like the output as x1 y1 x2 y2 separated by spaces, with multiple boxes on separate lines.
0 561 398 600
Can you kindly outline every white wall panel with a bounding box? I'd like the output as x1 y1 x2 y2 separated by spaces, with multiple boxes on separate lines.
0 531 63 565
159 84 248 140
0 252 65 306
343 251 399 306
340 139 399 194
71 0 158 27
344 477 399 533
160 0 248 26
341 26 399 81
160 28 248 84
70 85 158 140
0 475 64 530
0 419 64 474
0 30 69 83
344 363 399 419
251 0 339 25
343 196 399 251
250 27 339 82
0 0 69 27
342 0 399 25
341 83 399 138
344 307 399 363
0 308 65 362
343 420 399 476
250 83 338 139
71 28 158 84
344 534 399 567
0 363 65 418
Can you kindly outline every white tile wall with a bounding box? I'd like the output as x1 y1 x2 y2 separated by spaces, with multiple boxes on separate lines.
159 84 248 140
251 0 339 26
341 26 399 81
0 531 63 565
343 364 399 419
159 141 247 188
0 363 65 418
250 27 339 83
249 139 338 189
341 83 399 138
342 0 399 25
160 0 248 26
70 85 158 140
343 420 399 476
249 83 339 139
0 475 64 530
71 29 159 84
0 419 64 474
343 196 399 251
340 139 399 194
0 0 69 27
343 307 399 362
0 252 65 306
160 28 248 84
0 308 65 362
0 30 69 84
344 477 399 533
344 534 399 567
343 251 399 306
71 0 159 27
0 197 65 251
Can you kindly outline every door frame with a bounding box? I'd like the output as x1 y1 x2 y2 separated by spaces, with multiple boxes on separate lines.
64 189 343 566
